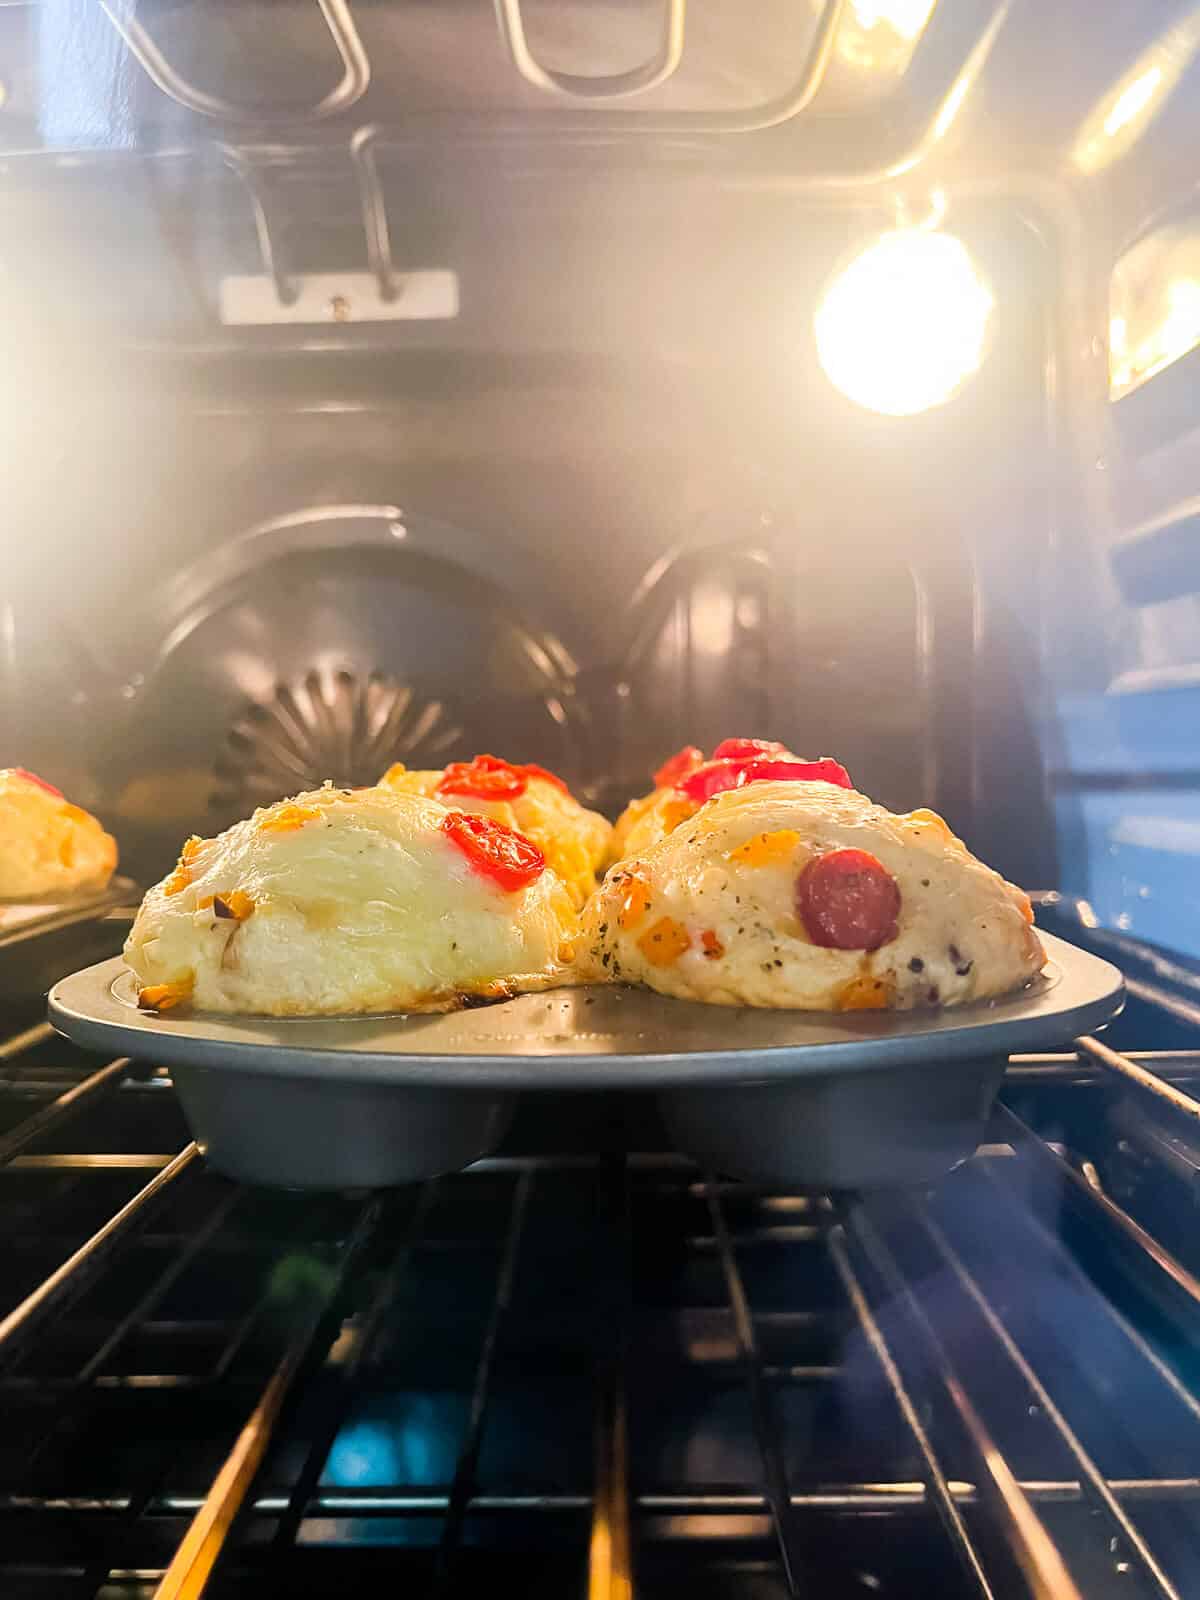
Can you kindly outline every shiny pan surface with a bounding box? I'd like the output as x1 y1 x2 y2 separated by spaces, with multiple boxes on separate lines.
49 933 1123 1190
2 878 137 1005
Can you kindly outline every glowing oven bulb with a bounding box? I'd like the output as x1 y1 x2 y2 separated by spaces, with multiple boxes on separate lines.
814 229 995 417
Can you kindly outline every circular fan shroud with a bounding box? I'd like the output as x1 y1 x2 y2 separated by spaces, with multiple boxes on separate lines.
214 667 464 810
106 509 586 879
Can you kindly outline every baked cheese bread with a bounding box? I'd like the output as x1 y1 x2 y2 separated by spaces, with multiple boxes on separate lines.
584 778 1042 1011
125 784 579 1016
0 768 117 899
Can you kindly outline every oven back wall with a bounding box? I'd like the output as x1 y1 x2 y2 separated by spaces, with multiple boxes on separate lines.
1 179 1056 889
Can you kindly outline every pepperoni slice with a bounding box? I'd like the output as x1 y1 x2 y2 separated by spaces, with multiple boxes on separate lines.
8 767 64 798
441 810 545 891
795 848 901 950
654 745 704 789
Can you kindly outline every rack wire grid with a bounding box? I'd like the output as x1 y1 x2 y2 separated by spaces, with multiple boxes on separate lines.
4 927 1200 1599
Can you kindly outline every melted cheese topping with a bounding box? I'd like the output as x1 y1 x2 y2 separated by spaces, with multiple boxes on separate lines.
380 765 611 909
583 781 1043 1011
609 786 698 862
124 784 580 1015
0 770 117 899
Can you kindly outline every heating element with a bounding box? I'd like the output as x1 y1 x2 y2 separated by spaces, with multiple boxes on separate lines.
3 915 1200 1599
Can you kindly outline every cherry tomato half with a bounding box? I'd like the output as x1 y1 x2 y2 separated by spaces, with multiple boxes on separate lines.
436 754 570 802
8 767 64 798
710 738 790 761
440 810 546 891
517 762 568 794
654 746 704 790
437 755 527 801
678 756 852 804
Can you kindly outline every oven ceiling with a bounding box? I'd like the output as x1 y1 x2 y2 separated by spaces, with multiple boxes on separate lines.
0 0 1192 178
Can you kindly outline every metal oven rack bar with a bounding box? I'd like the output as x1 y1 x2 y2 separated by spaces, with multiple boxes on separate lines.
823 1221 997 1597
495 0 687 102
94 0 846 133
704 1178 807 1593
4 1009 1200 1594
218 145 299 307
97 0 371 123
829 1207 1084 1600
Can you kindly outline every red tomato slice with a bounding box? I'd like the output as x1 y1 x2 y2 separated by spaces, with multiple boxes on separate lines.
711 738 790 761
517 762 568 794
435 754 571 801
437 755 527 801
9 767 64 798
678 756 852 803
441 810 546 890
654 746 704 789
740 757 852 789
795 848 900 950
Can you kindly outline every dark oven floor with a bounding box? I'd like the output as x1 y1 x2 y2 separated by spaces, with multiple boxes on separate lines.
3 953 1200 1598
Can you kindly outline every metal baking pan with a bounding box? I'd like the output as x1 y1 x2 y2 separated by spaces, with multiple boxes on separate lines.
1 878 138 1004
48 932 1123 1191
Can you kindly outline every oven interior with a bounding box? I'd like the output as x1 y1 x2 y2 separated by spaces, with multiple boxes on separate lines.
5 0 1200 1595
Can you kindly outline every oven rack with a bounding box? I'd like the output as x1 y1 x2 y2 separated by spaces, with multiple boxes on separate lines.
4 972 1200 1597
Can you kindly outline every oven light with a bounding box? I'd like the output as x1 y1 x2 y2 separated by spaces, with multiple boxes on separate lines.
814 230 994 416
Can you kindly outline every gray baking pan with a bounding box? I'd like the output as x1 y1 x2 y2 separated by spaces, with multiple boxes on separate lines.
49 932 1123 1191
1 878 137 1004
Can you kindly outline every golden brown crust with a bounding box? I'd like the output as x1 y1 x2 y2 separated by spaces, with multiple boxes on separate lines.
0 770 117 899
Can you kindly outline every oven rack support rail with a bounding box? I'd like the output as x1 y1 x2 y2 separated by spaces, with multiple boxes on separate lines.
4 1010 1200 1598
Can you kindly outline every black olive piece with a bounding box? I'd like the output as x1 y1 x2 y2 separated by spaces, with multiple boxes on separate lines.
908 956 925 973
213 896 235 919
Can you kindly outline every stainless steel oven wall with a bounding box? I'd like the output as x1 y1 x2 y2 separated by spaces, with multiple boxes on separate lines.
1040 8 1200 959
